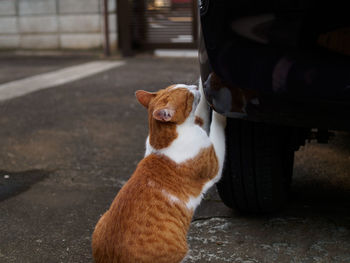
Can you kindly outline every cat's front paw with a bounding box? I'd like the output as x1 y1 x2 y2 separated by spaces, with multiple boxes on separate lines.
195 78 210 133
212 111 227 128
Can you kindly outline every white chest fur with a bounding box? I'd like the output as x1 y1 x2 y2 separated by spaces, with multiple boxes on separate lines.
145 118 212 164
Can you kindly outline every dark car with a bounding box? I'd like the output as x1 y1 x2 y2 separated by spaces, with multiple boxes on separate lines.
198 0 350 213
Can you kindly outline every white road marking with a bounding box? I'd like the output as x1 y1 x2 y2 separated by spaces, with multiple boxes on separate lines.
0 60 125 101
154 49 197 58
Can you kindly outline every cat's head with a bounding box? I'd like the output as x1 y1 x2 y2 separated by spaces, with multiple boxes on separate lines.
135 84 200 124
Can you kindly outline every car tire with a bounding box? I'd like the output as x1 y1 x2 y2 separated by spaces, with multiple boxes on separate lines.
216 118 295 213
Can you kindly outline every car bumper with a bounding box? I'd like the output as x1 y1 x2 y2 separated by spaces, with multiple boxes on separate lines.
199 0 350 130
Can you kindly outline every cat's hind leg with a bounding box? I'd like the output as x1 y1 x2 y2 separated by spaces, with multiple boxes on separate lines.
195 78 210 134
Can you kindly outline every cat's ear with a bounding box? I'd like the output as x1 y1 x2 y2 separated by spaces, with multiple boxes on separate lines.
153 108 175 122
135 90 156 108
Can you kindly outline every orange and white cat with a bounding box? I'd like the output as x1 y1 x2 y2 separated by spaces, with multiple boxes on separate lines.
92 82 226 263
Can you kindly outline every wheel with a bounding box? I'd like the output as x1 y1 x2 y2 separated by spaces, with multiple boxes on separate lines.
216 118 295 213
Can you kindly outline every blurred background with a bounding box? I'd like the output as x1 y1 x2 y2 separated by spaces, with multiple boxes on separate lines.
0 0 198 55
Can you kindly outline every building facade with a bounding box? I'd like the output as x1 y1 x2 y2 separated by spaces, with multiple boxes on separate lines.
0 0 116 51
0 0 198 53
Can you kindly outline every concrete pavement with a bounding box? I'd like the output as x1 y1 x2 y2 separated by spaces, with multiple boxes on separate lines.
0 55 349 262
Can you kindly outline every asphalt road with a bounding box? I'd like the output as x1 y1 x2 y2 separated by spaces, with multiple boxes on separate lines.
0 55 349 263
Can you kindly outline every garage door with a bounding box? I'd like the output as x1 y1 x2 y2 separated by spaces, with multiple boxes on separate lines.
132 0 198 48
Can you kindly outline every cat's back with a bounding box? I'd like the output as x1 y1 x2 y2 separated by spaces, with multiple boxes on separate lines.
92 154 192 263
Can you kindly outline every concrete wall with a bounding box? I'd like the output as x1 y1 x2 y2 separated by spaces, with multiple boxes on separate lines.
0 0 117 51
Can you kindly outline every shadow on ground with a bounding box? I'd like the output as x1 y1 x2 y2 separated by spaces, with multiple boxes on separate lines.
0 170 49 201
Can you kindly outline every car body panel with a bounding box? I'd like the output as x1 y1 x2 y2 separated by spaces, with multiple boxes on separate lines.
199 0 350 130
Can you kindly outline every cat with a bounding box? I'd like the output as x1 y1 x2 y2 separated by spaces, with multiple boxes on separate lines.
92 82 226 263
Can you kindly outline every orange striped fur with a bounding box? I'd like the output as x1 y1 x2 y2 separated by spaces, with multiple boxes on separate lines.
92 84 224 263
